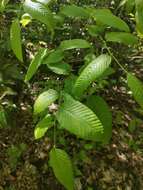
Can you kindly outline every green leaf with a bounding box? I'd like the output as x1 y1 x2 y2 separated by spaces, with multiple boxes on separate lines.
49 148 74 190
64 75 77 95
0 0 9 12
0 106 7 128
61 5 90 18
105 32 138 45
34 89 59 114
92 9 130 32
127 73 143 108
10 19 23 62
25 48 48 82
87 25 105 37
23 0 55 31
135 0 143 35
34 114 53 139
56 94 103 140
72 54 111 98
126 0 135 13
43 49 64 64
47 62 71 75
60 39 91 51
86 96 112 143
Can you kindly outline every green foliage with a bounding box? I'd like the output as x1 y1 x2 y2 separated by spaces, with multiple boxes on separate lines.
72 54 111 98
127 73 143 108
105 32 138 45
87 25 105 37
91 9 130 32
10 19 23 62
57 94 103 140
43 50 64 64
34 89 59 114
61 5 90 18
25 48 48 82
34 114 53 139
86 96 112 144
3 1 143 189
7 144 27 170
59 39 91 50
135 0 143 35
0 0 9 12
0 105 7 128
49 148 74 190
47 62 71 75
23 0 55 32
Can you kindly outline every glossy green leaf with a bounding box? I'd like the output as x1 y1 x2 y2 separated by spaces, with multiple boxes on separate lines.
57 94 103 140
72 54 111 98
23 0 55 31
47 62 71 75
60 39 91 51
10 19 23 62
34 89 59 114
127 73 143 108
105 32 138 45
49 148 74 190
25 48 48 82
87 96 112 143
92 9 130 32
61 5 90 18
34 114 53 139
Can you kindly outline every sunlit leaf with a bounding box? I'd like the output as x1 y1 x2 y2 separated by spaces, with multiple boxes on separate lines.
10 19 23 62
57 94 103 140
34 114 53 139
34 89 59 114
72 54 111 98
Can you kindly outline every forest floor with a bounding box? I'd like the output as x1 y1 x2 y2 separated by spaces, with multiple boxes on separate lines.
0 79 143 190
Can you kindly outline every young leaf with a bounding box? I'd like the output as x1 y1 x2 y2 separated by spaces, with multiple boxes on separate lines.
60 39 91 51
23 0 55 31
47 62 71 75
34 89 59 114
127 73 143 108
10 19 23 62
72 54 111 98
34 114 53 139
56 94 103 140
87 96 112 143
92 9 130 32
105 32 138 45
61 5 90 18
49 148 74 190
25 48 48 82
